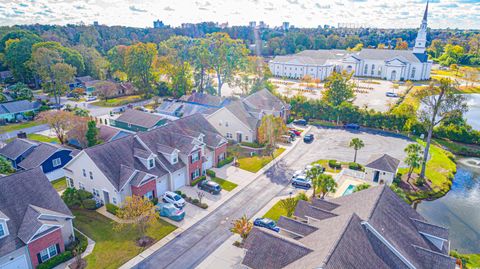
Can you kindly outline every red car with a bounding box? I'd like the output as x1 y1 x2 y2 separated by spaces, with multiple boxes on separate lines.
289 129 301 136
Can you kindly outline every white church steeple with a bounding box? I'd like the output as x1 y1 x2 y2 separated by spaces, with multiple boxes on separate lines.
413 1 429 54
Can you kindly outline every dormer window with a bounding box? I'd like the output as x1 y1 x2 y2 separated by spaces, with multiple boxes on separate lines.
0 222 7 239
171 153 178 164
148 158 155 169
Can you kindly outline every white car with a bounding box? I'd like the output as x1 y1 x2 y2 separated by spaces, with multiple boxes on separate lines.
86 95 97 101
292 170 303 179
292 175 312 189
162 191 186 209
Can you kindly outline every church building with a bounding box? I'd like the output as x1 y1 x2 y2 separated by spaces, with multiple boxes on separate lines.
269 2 433 81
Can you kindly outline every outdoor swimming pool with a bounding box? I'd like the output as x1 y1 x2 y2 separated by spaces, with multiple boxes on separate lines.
342 184 355 196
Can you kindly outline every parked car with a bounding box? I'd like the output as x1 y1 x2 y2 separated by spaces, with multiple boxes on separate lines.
253 218 280 232
198 180 222 194
288 130 297 138
293 119 308 126
289 129 301 136
303 134 314 143
162 191 186 209
313 163 326 172
292 170 303 180
280 135 293 144
49 104 64 110
344 123 360 130
292 175 312 189
386 92 399 97
157 203 185 221
86 95 97 102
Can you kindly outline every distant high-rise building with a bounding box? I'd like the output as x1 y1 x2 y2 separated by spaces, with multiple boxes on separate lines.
249 21 256 28
259 21 266 29
153 19 165 29
93 21 99 26
282 22 290 31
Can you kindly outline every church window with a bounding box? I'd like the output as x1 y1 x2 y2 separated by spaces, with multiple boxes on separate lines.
364 65 368 75
411 67 416 78
371 64 375 75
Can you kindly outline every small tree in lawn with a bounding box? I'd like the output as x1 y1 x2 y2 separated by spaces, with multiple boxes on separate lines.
306 166 324 198
114 195 159 246
95 80 118 101
349 138 365 163
279 197 297 217
38 110 79 144
404 144 423 183
257 115 288 157
86 120 99 147
317 174 337 199
230 215 253 245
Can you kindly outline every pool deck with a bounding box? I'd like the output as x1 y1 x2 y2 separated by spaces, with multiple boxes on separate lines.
333 177 367 198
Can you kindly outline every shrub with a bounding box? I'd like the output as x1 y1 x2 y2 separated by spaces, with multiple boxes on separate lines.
181 194 186 198
240 142 265 148
192 198 199 204
62 188 81 208
106 203 119 215
37 251 73 269
217 156 234 168
151 197 158 205
348 162 363 171
206 169 216 177
328 160 341 169
174 190 183 196
66 232 88 254
78 189 93 200
82 199 97 210
191 176 206 186
415 177 426 187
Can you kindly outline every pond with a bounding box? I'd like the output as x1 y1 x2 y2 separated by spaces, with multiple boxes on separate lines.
416 159 480 253
465 94 480 131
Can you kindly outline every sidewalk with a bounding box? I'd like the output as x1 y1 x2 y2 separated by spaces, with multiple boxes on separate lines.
53 229 95 269
120 126 312 269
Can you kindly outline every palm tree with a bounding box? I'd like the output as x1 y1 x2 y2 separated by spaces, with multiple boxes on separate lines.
404 144 423 182
230 215 253 245
349 138 365 163
317 174 337 199
279 197 297 217
306 166 324 198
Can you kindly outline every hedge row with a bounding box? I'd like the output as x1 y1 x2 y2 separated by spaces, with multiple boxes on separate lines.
217 156 234 168
37 251 73 269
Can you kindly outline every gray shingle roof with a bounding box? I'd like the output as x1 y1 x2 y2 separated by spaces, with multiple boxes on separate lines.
310 198 340 211
115 109 165 129
225 100 259 130
0 168 72 256
243 186 456 269
180 92 227 107
294 199 338 221
243 89 287 112
169 114 227 149
277 216 318 237
0 138 37 160
17 143 59 169
412 218 449 240
0 100 41 114
365 154 400 173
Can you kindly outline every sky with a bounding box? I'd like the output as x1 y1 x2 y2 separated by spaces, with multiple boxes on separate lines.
0 0 479 29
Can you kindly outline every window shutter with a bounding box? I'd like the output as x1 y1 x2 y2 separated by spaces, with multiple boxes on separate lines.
37 253 42 264
56 243 60 254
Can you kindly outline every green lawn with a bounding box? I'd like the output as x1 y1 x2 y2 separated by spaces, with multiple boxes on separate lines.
237 148 286 173
398 139 456 202
262 200 288 222
91 95 144 107
311 159 348 173
6 133 60 144
73 209 176 269
211 177 238 191
51 177 67 192
0 121 42 133
451 251 480 269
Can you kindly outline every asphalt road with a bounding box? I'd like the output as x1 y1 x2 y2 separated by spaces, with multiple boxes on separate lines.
0 124 49 141
135 126 414 269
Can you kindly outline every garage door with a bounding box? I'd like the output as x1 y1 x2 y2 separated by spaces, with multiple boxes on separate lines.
156 178 169 196
173 171 186 190
203 152 213 170
0 255 28 269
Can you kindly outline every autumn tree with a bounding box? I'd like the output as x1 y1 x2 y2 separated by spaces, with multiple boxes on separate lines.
417 78 468 179
438 44 464 66
107 45 129 80
206 33 248 96
428 39 444 59
38 110 79 144
233 56 270 96
67 117 89 148
257 115 288 156
94 80 118 101
323 71 354 106
114 195 159 242
230 215 253 245
125 42 157 95
395 38 408 50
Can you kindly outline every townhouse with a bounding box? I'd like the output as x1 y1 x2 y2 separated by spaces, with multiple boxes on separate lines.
63 114 227 206
0 168 75 269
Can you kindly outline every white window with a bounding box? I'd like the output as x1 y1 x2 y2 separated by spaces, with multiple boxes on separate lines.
67 177 74 188
245 136 249 141
364 64 368 74
82 169 86 177
191 152 200 163
79 182 85 190
225 121 229 127
0 223 6 238
112 197 117 205
148 158 155 169
411 67 416 78
371 64 375 75
144 191 154 200
40 244 58 262
226 133 233 139
52 158 61 167
89 171 93 180
191 168 200 180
